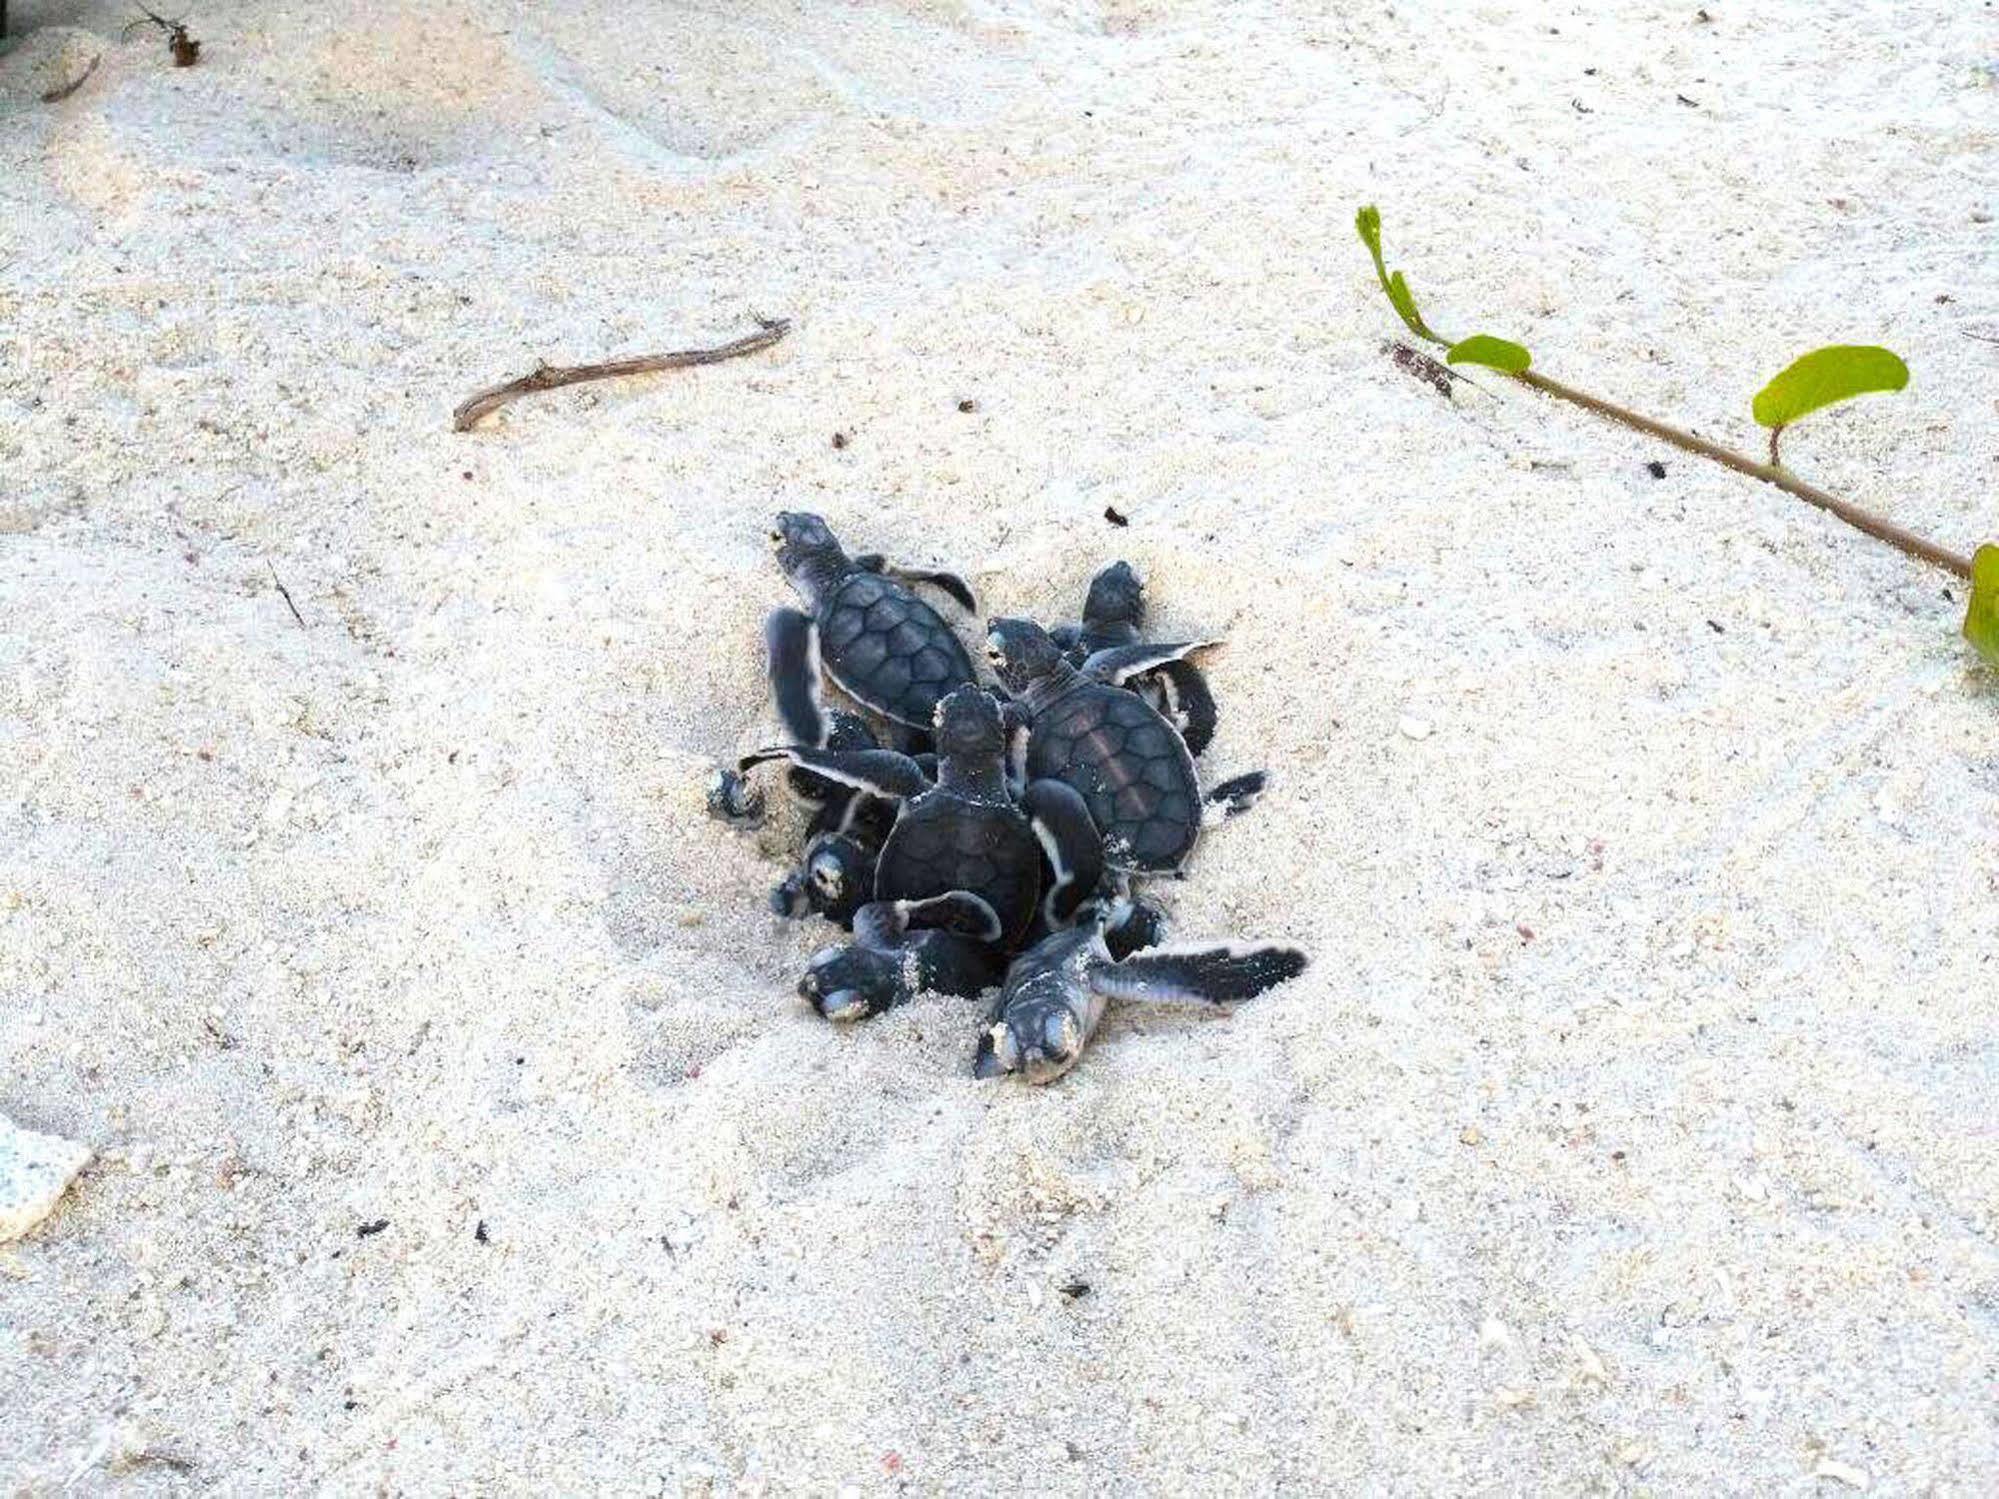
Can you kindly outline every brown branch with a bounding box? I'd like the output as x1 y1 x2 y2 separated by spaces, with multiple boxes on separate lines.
452 317 791 432
1513 368 1974 579
42 53 101 103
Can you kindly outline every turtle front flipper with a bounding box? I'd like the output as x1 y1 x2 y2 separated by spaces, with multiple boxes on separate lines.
1021 779 1104 930
854 891 1004 947
738 745 933 802
764 607 829 749
1088 942 1307 1006
1080 638 1220 686
1000 700 1031 799
852 553 978 614
1151 658 1218 758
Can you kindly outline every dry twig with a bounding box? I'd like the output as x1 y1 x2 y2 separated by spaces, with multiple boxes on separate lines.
452 317 791 432
267 563 306 628
42 53 101 103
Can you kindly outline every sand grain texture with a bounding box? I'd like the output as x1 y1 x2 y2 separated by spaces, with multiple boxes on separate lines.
3 0 1997 1492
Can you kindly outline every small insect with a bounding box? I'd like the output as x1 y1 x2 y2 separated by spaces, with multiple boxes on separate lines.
126 4 201 66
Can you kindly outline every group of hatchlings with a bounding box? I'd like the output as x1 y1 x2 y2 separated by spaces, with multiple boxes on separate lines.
708 512 1309 1084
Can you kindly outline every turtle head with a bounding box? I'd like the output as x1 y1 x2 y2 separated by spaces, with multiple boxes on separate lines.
972 995 1086 1084
984 617 1066 698
932 684 1004 763
768 512 846 589
797 941 906 1022
1083 561 1145 630
801 832 873 924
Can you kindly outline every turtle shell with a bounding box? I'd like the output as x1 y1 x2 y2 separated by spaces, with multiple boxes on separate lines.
875 792 1042 945
817 572 975 727
1025 683 1200 873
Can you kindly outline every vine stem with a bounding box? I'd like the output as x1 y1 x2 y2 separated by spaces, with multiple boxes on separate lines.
1510 367 1973 580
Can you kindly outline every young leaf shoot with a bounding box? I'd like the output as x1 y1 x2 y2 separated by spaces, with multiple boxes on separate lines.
1351 204 1977 597
1964 544 1999 668
1447 335 1532 374
1752 345 1909 464
1355 205 1450 347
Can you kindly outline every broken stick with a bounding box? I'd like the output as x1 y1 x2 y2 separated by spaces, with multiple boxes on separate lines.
452 317 791 432
42 54 101 103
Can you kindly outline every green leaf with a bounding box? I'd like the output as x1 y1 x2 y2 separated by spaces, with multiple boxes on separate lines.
1355 204 1446 346
1964 544 1999 668
1446 334 1532 374
1751 346 1910 430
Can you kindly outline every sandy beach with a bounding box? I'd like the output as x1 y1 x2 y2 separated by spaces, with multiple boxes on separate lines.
3 0 1997 1491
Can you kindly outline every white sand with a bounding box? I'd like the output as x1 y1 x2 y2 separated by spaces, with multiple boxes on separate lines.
4 0 1997 1490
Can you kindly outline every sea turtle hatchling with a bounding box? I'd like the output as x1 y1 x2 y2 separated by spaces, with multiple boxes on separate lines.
1049 560 1222 758
764 512 980 747
973 905 1308 1084
740 684 1105 949
985 616 1265 876
796 893 1010 1022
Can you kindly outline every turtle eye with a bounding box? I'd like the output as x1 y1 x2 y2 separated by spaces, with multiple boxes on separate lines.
767 529 785 549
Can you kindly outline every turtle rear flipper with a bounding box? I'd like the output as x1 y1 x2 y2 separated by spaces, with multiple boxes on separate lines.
1089 943 1307 1006
1203 770 1267 825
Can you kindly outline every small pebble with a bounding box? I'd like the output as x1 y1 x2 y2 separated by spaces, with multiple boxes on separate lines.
1398 715 1434 741
1814 1459 1870 1489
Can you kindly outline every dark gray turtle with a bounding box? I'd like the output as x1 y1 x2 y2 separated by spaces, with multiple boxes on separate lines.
797 893 1009 1022
741 684 1103 948
985 617 1265 876
972 905 1308 1084
798 890 1169 1022
765 512 978 744
1049 561 1222 758
767 783 897 928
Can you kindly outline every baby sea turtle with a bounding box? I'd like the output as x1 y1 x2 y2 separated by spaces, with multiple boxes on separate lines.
973 906 1308 1084
742 684 1104 947
1049 561 1221 757
765 512 978 745
798 890 1170 1021
768 780 897 927
797 893 1009 1021
985 617 1264 875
